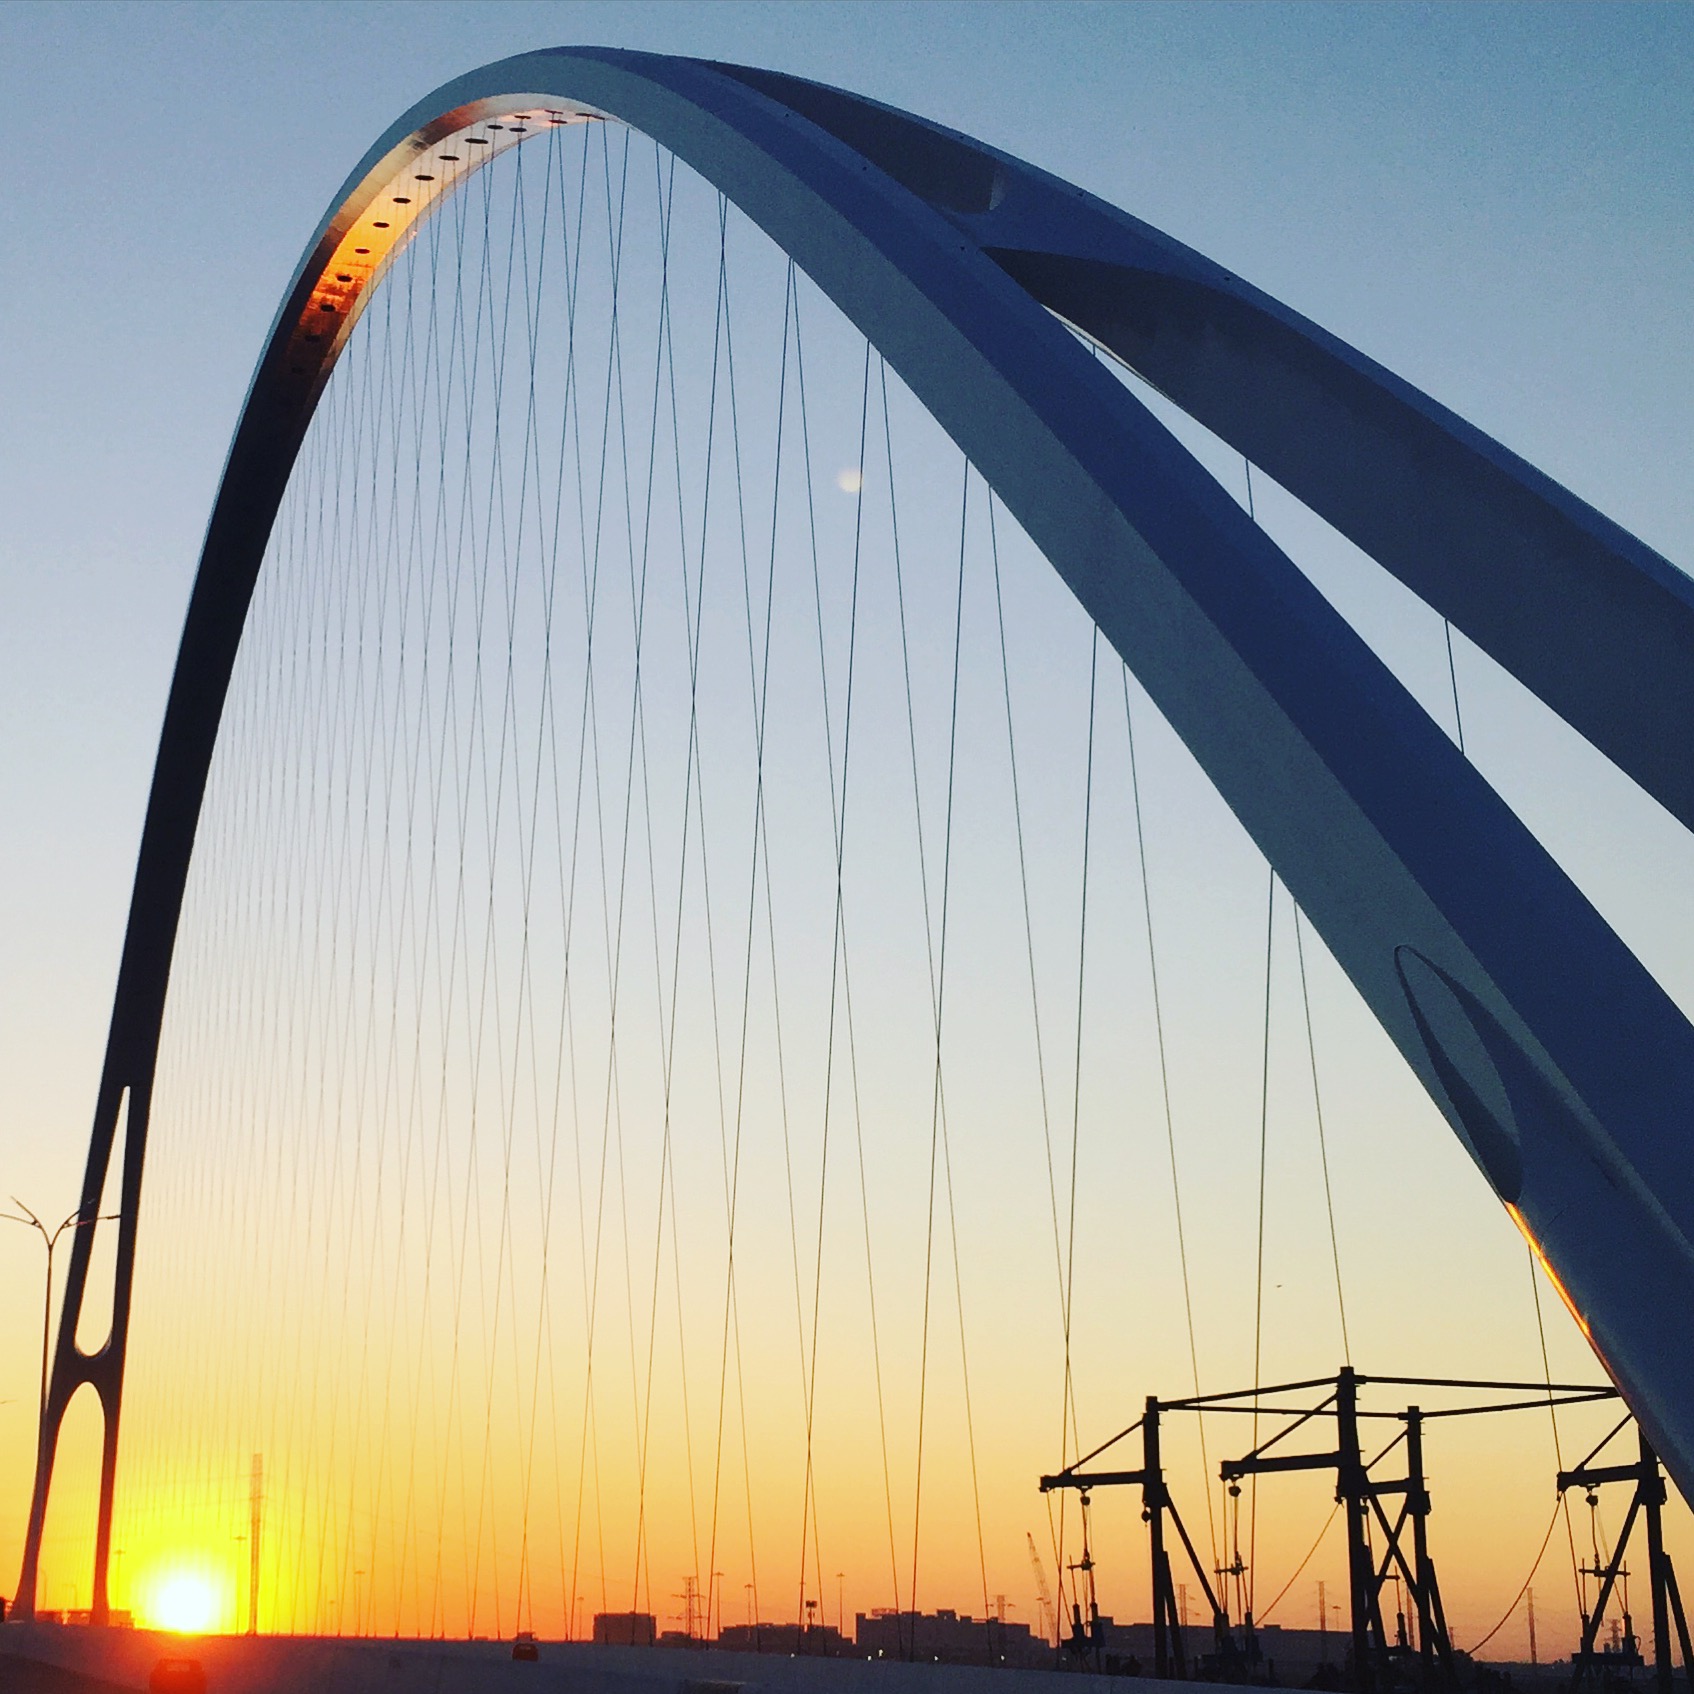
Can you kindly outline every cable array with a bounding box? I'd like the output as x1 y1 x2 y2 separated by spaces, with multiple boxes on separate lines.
33 119 1628 1669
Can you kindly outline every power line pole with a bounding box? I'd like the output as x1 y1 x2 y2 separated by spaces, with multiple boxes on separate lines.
249 1454 263 1635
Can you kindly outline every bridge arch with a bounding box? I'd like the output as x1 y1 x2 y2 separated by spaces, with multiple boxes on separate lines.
20 45 1694 1618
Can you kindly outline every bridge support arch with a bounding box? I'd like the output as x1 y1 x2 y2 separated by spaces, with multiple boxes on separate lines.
19 47 1694 1617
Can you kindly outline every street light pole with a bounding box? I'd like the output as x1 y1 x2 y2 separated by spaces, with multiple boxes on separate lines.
2 1200 121 1485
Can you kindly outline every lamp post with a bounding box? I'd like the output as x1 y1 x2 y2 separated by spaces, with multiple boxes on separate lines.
3 1199 112 1627
1 1199 119 1462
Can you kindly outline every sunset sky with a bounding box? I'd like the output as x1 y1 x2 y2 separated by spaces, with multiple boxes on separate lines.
2 0 1692 1661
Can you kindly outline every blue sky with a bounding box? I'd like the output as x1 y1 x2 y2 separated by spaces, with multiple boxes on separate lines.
3 4 1689 1153
1 0 1691 1633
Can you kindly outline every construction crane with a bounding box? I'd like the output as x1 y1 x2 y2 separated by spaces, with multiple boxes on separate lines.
1027 1533 1056 1649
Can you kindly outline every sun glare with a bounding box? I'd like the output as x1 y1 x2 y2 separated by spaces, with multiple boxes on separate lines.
147 1568 222 1634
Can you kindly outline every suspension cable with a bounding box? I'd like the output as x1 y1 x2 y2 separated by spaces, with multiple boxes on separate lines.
1121 666 1219 1568
1248 867 1276 1616
1054 625 1102 1632
1292 910 1351 1364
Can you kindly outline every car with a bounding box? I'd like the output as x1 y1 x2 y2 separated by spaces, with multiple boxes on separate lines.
149 1659 207 1694
512 1631 540 1662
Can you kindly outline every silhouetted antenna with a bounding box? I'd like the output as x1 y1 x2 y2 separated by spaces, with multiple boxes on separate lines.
248 1452 263 1636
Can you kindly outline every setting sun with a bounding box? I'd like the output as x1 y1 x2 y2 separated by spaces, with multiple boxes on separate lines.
146 1568 223 1635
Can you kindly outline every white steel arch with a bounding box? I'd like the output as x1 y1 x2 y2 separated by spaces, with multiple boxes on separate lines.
19 47 1694 1619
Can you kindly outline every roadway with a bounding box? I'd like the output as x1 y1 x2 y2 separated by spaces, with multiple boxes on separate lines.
0 1627 1178 1694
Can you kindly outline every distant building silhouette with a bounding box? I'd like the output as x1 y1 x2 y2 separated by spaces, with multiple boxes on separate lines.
855 1608 1045 1667
1102 1620 1338 1682
593 1611 657 1646
592 1604 1042 1665
716 1622 848 1656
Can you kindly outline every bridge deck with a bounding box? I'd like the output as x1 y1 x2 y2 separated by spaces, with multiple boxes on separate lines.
1 1629 1184 1694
